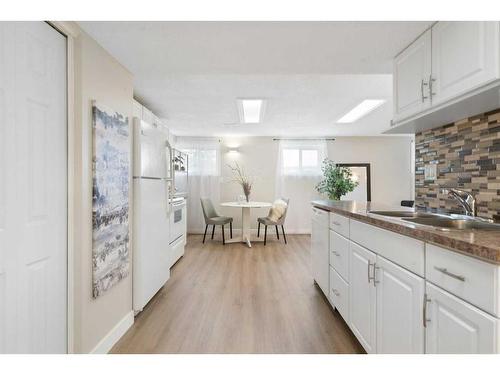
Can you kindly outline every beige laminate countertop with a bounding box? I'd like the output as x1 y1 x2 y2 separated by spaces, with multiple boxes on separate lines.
311 200 500 265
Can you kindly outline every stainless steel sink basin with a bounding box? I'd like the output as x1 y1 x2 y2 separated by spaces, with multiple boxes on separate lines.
402 217 500 231
368 210 438 218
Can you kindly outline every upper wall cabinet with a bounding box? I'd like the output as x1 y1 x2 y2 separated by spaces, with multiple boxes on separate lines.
431 22 500 106
133 99 170 138
142 107 154 125
389 22 500 134
133 100 143 119
393 29 432 121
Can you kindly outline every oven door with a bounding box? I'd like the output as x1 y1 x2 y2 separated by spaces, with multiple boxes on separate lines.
170 201 186 244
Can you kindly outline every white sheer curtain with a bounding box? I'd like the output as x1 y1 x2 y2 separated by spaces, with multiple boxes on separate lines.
176 137 221 234
275 139 327 233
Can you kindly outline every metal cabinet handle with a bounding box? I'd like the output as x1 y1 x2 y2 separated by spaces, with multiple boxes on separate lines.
373 265 380 285
423 293 431 328
421 79 429 102
434 266 466 282
332 289 340 296
368 260 375 284
332 250 341 257
429 75 436 98
331 221 341 226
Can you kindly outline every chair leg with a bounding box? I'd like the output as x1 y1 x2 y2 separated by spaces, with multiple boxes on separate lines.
222 225 225 245
275 225 280 239
257 222 260 237
281 225 287 244
211 225 215 240
203 224 208 243
264 225 267 246
230 221 233 238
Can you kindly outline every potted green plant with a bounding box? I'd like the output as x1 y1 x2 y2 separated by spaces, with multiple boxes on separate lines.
316 159 358 200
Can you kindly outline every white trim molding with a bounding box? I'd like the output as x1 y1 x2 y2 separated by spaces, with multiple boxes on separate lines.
47 20 79 354
90 311 134 354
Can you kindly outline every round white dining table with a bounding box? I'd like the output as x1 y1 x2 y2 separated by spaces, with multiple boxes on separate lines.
220 201 272 248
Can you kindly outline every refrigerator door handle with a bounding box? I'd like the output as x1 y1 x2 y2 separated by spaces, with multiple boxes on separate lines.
165 140 174 180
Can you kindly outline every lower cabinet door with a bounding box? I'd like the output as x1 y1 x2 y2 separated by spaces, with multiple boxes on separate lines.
375 256 425 353
425 282 499 354
349 241 377 353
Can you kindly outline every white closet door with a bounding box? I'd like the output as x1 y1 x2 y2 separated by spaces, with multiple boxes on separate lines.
0 22 67 353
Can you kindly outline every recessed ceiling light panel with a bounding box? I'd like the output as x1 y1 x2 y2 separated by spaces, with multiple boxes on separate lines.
337 99 386 123
237 99 265 124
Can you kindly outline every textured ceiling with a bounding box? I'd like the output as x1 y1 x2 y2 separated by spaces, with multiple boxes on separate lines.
79 21 433 136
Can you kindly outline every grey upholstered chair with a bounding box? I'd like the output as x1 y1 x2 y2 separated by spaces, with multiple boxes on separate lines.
200 198 233 245
257 198 290 245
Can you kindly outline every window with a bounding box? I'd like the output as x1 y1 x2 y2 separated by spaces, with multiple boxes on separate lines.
281 145 323 176
177 138 221 176
182 148 219 176
283 149 300 169
301 150 319 168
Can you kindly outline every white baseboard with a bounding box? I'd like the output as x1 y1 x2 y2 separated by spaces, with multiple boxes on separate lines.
90 310 134 354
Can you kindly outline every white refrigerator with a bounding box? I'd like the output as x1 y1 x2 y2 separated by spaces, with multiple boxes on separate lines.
133 117 173 312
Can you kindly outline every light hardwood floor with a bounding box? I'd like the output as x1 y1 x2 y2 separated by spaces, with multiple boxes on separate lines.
111 234 364 354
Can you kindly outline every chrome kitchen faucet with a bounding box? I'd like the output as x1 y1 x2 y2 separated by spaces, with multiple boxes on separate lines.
441 188 477 217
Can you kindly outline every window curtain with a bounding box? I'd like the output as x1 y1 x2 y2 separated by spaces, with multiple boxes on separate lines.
275 139 327 233
176 137 221 234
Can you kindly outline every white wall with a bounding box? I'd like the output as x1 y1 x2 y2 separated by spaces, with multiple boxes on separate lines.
192 136 414 234
219 137 279 231
327 136 415 206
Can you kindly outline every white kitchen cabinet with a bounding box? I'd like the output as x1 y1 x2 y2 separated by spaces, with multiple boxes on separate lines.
375 256 425 354
329 212 350 237
349 241 377 353
330 267 349 322
431 22 500 106
142 107 154 125
153 114 162 128
311 207 330 296
393 29 432 121
425 282 499 354
426 243 500 317
329 230 349 281
390 21 500 133
133 100 143 119
350 219 425 277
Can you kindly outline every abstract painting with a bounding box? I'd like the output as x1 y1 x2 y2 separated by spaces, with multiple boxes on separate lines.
91 101 130 298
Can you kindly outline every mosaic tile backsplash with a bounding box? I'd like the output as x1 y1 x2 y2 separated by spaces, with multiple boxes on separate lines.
415 108 500 221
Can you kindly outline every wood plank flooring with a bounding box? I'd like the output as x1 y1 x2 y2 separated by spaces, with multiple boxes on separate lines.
111 234 364 354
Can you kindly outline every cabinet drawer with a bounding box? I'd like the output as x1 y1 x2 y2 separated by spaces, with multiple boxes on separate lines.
350 219 425 276
329 230 349 281
426 244 500 317
329 213 349 237
330 267 349 323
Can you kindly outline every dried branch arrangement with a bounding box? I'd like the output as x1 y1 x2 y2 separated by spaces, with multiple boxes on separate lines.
228 162 253 202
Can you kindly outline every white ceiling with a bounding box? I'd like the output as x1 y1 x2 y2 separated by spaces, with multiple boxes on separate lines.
79 21 433 136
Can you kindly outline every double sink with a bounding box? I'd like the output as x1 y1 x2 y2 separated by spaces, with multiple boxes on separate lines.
368 210 500 231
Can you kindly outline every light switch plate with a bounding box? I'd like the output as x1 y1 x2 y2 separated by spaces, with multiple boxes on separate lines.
424 164 437 181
